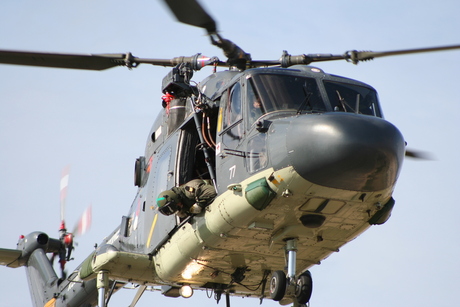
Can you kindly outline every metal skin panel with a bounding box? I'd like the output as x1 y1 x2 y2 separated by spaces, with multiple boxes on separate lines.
54 278 98 307
91 250 155 284
288 113 404 191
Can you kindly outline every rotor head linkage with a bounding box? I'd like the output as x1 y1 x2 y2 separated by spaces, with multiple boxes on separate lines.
163 0 251 70
124 52 138 69
131 53 222 71
171 53 221 71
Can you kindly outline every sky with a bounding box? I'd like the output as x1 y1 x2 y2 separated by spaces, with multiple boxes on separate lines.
0 0 459 306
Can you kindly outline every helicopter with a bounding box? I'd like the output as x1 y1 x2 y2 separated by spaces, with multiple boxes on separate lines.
0 0 460 307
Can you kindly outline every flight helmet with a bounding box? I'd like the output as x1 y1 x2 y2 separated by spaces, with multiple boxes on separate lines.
156 190 180 216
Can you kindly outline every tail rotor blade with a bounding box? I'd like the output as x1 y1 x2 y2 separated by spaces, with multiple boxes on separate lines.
59 166 70 224
72 205 92 237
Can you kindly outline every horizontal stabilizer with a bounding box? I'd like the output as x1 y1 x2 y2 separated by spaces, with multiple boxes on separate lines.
0 248 22 268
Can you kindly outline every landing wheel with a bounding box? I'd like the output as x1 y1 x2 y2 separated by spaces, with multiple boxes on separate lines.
269 270 287 301
295 271 313 304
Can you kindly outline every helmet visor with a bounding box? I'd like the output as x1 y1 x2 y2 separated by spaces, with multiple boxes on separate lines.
158 200 179 216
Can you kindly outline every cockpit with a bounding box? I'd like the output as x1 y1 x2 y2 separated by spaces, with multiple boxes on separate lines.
213 69 384 176
243 71 382 126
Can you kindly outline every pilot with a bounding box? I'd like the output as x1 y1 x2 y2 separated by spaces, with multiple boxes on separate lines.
249 96 264 123
156 179 217 218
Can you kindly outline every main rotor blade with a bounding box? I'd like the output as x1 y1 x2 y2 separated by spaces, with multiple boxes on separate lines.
0 50 132 70
163 0 217 34
0 49 226 70
278 44 460 67
345 44 460 64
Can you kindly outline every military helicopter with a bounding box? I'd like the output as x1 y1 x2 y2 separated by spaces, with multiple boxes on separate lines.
1 0 459 307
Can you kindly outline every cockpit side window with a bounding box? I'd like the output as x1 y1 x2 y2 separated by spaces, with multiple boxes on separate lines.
221 83 244 149
324 81 382 117
223 83 242 130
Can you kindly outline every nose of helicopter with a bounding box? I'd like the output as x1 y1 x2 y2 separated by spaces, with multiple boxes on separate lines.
278 113 405 191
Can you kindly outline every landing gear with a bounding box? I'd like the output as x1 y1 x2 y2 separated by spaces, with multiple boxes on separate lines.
295 271 313 304
97 270 109 307
269 270 287 301
269 238 313 305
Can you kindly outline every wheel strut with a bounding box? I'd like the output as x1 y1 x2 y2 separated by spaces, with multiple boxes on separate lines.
269 238 313 305
97 270 109 307
286 238 298 282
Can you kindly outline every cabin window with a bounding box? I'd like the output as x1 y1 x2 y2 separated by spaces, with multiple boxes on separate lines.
250 74 326 114
324 81 382 117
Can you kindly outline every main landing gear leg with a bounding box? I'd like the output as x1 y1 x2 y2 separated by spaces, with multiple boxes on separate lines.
269 238 313 305
97 270 109 307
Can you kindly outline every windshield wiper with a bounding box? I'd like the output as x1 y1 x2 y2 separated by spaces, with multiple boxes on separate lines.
335 90 356 113
297 87 313 114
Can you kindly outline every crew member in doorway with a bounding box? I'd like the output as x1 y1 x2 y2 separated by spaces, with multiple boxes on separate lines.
156 179 217 217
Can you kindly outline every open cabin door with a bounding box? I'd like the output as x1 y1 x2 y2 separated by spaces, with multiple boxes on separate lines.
119 140 178 255
140 134 182 254
146 116 217 254
176 117 215 185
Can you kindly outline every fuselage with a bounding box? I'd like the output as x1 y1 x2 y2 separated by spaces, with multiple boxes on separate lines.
94 65 404 297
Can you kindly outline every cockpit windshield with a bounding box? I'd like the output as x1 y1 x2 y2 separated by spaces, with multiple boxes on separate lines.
324 81 382 117
245 73 382 125
249 74 326 119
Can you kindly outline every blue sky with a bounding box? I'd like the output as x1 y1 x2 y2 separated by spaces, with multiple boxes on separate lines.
1 0 459 306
